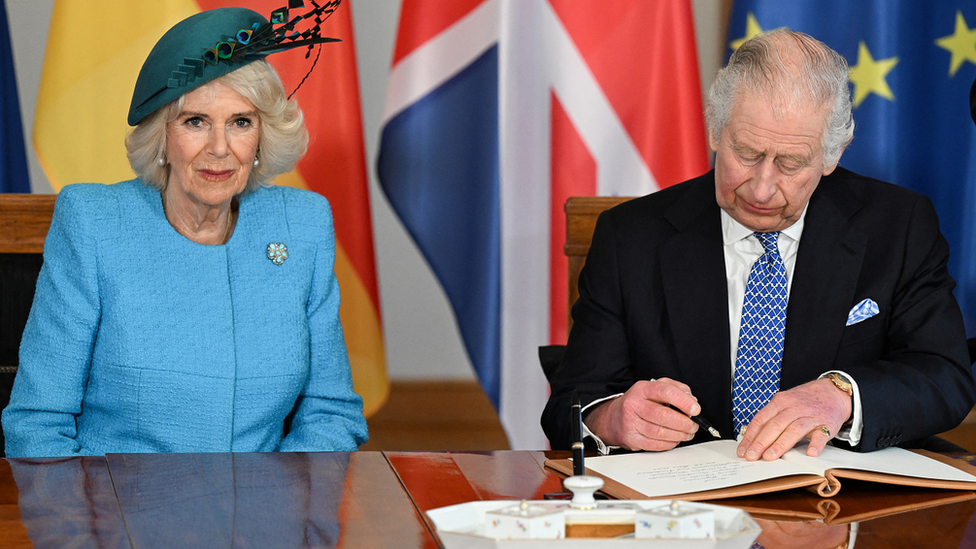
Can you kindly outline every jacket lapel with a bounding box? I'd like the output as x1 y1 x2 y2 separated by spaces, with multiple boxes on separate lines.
781 174 867 388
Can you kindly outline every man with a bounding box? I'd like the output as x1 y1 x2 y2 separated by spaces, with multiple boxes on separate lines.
542 29 976 461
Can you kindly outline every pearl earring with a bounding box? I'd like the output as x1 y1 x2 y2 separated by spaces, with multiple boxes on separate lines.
253 156 260 168
156 156 166 166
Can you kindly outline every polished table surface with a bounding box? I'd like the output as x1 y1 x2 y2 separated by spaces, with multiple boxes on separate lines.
2 450 976 548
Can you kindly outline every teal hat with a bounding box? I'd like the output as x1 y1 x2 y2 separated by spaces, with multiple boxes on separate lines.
127 2 342 126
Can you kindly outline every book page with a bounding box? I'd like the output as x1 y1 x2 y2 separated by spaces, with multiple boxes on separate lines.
784 442 976 483
584 440 816 498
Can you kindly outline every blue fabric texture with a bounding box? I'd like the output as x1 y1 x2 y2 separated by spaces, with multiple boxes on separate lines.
2 180 368 456
732 232 788 435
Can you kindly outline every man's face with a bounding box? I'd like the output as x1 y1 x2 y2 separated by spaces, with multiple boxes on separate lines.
711 91 837 233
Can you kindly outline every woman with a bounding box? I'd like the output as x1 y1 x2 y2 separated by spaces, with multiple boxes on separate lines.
2 6 368 456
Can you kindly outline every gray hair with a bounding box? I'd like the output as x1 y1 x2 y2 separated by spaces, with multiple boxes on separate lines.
705 28 854 168
125 60 309 194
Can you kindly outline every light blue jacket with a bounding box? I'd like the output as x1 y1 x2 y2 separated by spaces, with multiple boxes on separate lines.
3 180 368 456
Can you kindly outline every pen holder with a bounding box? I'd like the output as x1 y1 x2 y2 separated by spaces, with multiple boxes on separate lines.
563 475 604 510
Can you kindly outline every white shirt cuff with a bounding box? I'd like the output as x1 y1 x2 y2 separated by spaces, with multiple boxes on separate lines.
820 370 863 446
580 393 623 455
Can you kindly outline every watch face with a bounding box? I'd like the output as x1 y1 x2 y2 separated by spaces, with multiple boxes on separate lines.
831 374 853 395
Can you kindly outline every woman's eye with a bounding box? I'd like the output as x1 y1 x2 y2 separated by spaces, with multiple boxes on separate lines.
184 116 203 127
233 117 252 128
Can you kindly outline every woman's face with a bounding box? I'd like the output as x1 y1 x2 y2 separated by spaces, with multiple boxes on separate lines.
165 81 260 208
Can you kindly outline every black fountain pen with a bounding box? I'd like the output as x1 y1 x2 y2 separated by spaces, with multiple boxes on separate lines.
571 388 585 475
669 404 721 438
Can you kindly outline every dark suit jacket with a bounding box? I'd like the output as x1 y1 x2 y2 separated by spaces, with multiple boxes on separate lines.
542 168 976 452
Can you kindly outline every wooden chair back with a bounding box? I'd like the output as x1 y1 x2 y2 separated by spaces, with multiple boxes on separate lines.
0 194 56 254
563 196 634 332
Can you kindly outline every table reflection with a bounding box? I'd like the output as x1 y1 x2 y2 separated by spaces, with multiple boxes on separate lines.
752 518 849 549
7 456 130 549
747 496 976 549
107 452 348 549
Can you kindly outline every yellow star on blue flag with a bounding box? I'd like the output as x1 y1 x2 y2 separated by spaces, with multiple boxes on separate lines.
730 13 764 52
936 11 976 76
848 42 898 107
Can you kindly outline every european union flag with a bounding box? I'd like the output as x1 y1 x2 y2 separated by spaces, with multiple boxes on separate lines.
0 4 30 194
727 1 976 335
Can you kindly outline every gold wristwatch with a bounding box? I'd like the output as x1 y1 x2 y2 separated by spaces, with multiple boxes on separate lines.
827 372 853 396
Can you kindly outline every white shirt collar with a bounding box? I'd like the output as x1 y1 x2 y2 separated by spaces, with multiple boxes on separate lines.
720 205 808 246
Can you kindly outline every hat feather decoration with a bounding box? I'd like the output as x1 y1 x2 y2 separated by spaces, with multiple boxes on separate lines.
128 1 341 126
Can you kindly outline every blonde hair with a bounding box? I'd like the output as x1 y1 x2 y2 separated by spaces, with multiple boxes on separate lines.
125 60 309 194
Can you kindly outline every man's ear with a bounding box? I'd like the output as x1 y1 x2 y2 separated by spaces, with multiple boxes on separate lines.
708 131 719 153
822 146 848 176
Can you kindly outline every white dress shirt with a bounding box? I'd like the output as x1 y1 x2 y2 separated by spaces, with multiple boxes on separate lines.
582 206 863 453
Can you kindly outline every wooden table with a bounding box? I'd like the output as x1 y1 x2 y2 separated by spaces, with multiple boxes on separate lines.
2 451 976 548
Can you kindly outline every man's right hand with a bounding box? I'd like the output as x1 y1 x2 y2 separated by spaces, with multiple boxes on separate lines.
583 378 701 451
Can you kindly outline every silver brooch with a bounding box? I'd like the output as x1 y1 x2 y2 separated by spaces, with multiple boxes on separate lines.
267 243 288 265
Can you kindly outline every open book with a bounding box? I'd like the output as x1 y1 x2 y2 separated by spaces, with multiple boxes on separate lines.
545 439 976 501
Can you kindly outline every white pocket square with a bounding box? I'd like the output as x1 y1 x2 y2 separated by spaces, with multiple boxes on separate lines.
847 298 879 326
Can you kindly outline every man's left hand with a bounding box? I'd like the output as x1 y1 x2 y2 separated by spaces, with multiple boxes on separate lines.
736 378 853 461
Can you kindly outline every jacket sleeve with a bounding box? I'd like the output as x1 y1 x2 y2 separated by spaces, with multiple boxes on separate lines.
2 187 101 457
279 195 368 452
847 195 976 451
541 209 639 449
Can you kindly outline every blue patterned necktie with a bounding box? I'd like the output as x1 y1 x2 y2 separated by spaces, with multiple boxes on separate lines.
732 231 788 435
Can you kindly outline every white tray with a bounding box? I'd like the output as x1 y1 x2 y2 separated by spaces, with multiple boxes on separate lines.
427 500 761 548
